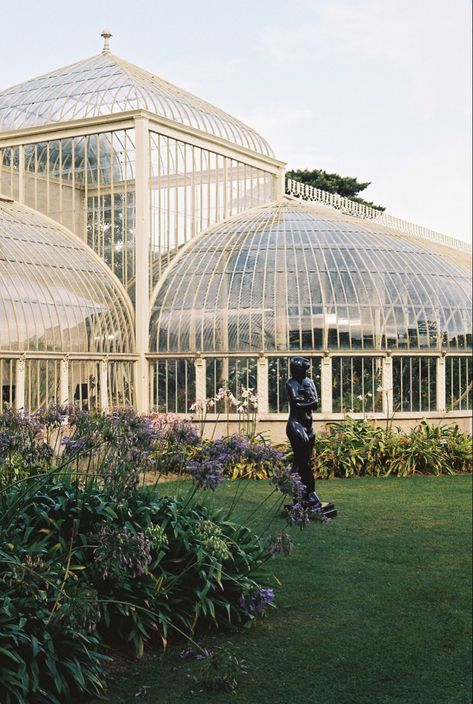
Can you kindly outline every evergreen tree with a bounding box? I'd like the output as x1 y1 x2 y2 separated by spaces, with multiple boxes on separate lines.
286 168 385 211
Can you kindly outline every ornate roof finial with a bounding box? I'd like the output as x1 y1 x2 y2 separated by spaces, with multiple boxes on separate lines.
101 28 112 54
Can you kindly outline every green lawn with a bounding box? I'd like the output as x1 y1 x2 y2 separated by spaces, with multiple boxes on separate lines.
102 476 472 704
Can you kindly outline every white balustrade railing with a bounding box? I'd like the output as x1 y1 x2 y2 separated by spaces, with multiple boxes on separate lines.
286 178 472 254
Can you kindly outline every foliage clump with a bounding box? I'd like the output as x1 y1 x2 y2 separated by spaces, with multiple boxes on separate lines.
313 417 472 478
0 406 280 703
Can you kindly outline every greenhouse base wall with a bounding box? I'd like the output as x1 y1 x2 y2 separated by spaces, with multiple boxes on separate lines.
196 413 472 444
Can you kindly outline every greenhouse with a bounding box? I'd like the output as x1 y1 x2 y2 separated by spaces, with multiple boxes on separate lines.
0 31 471 436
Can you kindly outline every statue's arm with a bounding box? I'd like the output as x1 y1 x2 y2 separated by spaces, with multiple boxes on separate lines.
308 379 319 410
286 380 318 409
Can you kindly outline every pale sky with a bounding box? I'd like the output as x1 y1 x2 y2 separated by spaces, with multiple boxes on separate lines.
1 0 471 242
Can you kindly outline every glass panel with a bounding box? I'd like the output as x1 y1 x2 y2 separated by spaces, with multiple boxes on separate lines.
108 361 135 408
392 357 437 412
446 357 472 411
332 357 383 413
268 356 322 414
68 361 101 411
205 357 257 412
150 359 196 413
19 130 136 290
149 132 276 290
24 359 60 412
0 359 15 406
0 147 20 199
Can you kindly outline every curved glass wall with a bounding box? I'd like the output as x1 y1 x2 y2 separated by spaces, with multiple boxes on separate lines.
0 53 273 157
0 199 134 353
150 201 472 354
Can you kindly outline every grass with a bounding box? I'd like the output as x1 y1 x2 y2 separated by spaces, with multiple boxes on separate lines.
101 475 472 704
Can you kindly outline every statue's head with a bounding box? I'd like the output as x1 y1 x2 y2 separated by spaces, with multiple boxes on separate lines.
290 356 310 381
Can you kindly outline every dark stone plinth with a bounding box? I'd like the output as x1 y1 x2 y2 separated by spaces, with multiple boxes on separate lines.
281 501 337 521
321 502 337 520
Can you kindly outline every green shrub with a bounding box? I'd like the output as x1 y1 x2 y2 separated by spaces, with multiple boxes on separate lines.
0 543 106 704
0 601 106 704
0 476 272 701
313 418 472 478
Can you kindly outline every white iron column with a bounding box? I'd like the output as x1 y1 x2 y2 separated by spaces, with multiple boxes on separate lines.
321 356 332 414
257 356 269 414
18 145 25 204
276 165 286 200
436 356 446 413
194 356 206 404
60 355 69 405
134 116 150 413
15 354 26 412
382 356 394 417
100 358 109 411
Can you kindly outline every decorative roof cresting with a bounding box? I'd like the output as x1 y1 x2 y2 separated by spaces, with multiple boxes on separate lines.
0 34 274 157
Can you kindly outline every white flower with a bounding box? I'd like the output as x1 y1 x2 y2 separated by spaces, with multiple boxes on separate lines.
367 392 372 397
356 395 364 401
208 400 215 408
229 393 239 406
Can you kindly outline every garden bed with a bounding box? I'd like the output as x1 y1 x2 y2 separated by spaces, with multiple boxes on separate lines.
0 407 471 703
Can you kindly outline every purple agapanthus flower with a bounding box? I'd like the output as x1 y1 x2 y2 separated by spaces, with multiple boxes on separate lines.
62 436 87 454
186 458 226 490
239 587 275 615
33 404 67 428
267 531 294 556
0 432 12 458
286 502 310 528
270 466 305 500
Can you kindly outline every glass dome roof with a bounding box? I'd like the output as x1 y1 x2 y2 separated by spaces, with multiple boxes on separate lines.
150 199 472 353
0 196 134 353
0 53 274 157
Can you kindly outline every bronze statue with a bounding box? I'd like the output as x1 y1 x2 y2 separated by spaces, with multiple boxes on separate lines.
286 356 322 508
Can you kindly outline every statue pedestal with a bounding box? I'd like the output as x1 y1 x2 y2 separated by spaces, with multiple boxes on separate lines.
321 502 337 520
281 501 337 521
